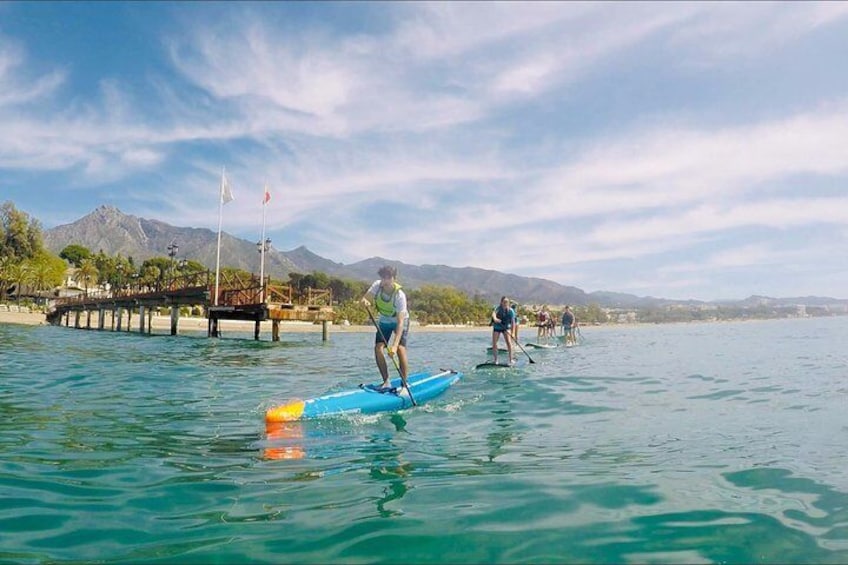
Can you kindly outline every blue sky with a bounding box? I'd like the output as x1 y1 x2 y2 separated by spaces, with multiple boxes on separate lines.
2 2 848 301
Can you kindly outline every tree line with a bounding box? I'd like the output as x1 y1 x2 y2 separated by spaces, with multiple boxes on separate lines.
0 202 67 304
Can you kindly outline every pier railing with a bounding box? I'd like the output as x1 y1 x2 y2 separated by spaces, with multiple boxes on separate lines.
306 288 332 306
267 282 293 304
53 270 212 307
51 269 332 310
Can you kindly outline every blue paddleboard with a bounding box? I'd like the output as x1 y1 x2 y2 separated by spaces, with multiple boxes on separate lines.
266 369 462 422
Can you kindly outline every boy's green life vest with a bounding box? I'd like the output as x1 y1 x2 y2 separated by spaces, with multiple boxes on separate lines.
376 282 402 317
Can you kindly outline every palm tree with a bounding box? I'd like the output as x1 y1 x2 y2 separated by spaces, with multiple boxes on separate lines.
6 261 33 303
141 265 161 291
29 258 56 306
0 255 11 301
76 258 99 298
13 252 67 306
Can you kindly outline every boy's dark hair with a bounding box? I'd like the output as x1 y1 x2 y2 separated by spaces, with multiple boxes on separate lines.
378 265 397 278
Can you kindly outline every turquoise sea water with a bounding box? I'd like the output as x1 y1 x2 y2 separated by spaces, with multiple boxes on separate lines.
2 317 848 564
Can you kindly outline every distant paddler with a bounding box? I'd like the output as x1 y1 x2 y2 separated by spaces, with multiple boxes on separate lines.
561 305 577 345
510 301 521 344
360 265 410 391
536 306 552 341
490 296 516 365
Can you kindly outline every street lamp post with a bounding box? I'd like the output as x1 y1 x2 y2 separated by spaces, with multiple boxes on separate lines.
167 241 179 262
116 264 125 296
167 241 179 284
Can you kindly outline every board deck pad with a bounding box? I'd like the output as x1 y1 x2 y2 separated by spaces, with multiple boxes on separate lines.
361 383 400 394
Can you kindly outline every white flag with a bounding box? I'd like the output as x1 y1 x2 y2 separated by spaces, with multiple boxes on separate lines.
221 171 234 204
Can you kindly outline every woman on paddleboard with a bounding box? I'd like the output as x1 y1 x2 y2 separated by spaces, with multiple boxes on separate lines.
360 266 410 389
491 296 516 365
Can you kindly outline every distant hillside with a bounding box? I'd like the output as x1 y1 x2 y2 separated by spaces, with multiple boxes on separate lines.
340 258 588 305
43 205 301 276
587 291 705 309
42 206 848 309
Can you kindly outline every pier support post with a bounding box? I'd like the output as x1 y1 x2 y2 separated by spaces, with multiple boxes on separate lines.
147 309 153 334
86 310 92 329
74 311 81 329
126 308 132 332
272 320 280 342
98 309 105 330
254 320 261 341
322 320 329 342
139 306 146 334
210 317 219 338
170 307 179 336
116 308 123 331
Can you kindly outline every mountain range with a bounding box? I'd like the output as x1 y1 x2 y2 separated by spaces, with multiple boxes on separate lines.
42 206 847 309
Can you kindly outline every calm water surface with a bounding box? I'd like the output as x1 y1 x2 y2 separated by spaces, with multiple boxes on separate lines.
2 317 848 563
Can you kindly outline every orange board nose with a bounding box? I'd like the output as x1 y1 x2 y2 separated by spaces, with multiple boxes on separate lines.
265 400 306 423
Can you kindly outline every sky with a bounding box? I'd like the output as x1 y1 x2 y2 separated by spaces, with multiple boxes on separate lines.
2 2 848 301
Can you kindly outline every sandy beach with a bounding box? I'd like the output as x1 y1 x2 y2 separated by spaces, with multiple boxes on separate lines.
0 310 48 326
0 309 494 334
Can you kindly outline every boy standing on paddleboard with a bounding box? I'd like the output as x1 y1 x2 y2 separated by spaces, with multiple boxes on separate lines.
360 266 410 389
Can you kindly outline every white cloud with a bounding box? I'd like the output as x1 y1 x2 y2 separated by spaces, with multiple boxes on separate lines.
120 148 163 167
389 2 590 61
0 37 66 108
167 21 357 120
587 197 848 248
517 103 848 230
669 1 848 64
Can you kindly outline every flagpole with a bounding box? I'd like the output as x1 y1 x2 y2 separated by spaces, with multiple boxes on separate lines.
214 167 225 306
260 181 267 302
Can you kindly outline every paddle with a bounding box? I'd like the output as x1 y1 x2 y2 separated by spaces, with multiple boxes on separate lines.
364 305 417 406
505 327 535 364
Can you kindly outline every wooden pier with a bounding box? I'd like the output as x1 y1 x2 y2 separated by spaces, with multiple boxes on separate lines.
46 270 335 341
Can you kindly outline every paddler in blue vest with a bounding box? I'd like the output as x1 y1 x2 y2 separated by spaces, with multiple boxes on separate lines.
491 296 516 365
561 305 576 345
360 266 410 390
510 301 521 344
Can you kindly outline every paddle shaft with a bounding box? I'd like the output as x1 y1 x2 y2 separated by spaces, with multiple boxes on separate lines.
505 326 535 364
365 305 417 406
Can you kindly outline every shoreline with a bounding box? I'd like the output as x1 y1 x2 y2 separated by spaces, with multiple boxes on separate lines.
0 310 495 333
3 310 822 333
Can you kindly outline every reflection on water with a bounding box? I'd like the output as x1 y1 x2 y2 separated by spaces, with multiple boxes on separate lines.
264 421 306 460
369 415 412 518
725 467 848 548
